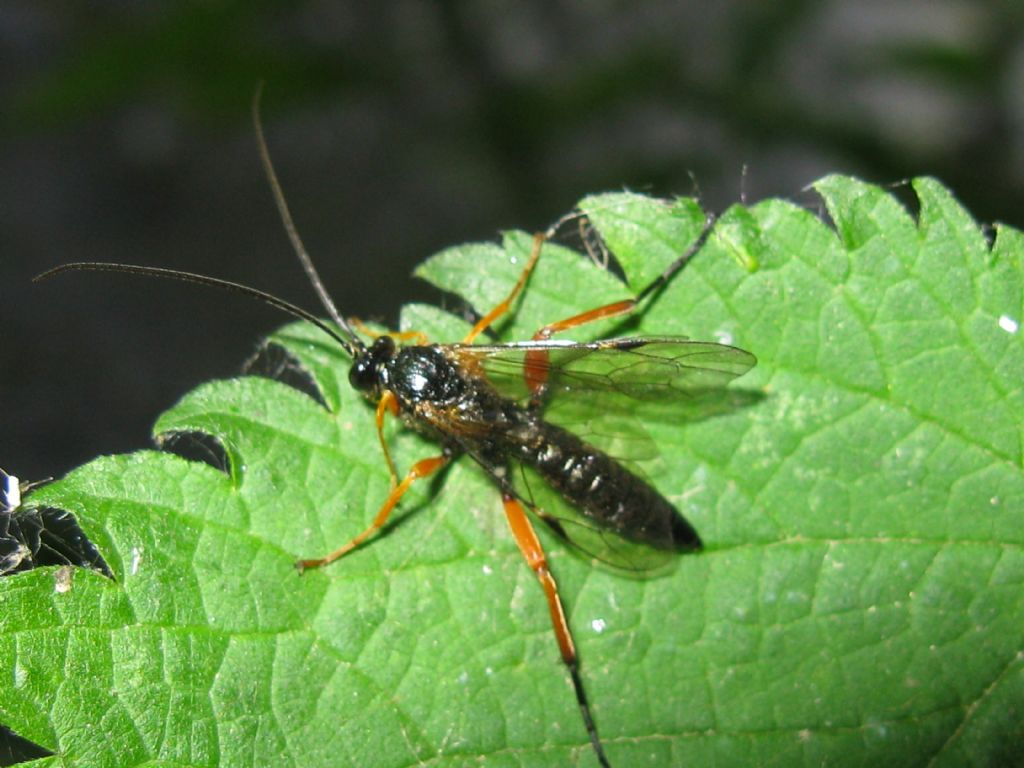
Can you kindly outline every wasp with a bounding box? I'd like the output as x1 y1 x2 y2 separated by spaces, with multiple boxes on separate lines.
35 93 756 767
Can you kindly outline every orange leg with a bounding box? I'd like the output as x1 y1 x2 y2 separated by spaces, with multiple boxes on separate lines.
297 453 450 571
524 214 717 396
523 299 639 396
502 492 611 768
352 317 428 346
462 232 545 344
375 392 401 488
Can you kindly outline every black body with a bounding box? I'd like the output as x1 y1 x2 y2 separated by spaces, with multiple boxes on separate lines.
350 336 700 551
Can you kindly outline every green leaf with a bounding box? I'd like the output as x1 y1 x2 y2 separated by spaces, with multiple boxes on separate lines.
577 192 708 291
3 176 1022 766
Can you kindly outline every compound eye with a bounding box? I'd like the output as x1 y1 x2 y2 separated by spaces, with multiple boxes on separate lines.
348 335 396 393
348 356 377 392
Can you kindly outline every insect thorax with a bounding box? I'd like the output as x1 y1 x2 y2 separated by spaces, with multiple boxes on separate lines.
388 345 466 406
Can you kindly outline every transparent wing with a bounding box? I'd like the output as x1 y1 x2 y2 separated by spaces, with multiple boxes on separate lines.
461 452 679 574
440 337 756 571
449 337 756 404
449 336 756 470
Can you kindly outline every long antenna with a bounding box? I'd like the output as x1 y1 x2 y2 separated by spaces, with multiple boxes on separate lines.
251 84 364 355
33 262 359 356
34 86 369 360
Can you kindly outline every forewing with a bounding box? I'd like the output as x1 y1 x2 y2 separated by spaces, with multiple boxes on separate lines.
442 338 755 571
450 337 755 476
452 337 756 404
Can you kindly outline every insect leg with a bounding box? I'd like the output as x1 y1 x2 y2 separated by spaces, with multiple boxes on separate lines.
461 232 545 344
297 452 450 571
524 214 716 396
376 392 401 488
351 317 428 346
501 491 612 767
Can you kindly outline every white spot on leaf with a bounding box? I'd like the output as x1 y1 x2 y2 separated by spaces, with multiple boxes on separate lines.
53 566 73 594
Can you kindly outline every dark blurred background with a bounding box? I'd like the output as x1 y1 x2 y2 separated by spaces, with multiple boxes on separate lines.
4 1 1024 484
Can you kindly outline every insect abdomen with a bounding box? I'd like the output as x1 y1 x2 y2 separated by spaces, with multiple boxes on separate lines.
512 420 701 551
